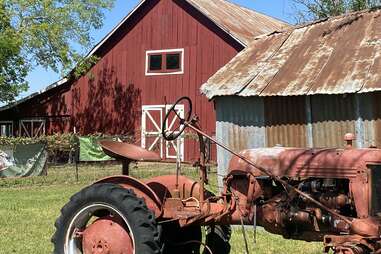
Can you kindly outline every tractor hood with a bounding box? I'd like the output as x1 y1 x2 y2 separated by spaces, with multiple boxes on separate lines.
228 147 381 179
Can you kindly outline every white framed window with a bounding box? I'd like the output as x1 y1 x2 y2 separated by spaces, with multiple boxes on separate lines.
145 48 184 76
0 121 13 137
19 119 46 138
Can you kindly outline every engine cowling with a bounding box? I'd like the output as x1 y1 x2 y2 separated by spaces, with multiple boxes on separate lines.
226 146 381 241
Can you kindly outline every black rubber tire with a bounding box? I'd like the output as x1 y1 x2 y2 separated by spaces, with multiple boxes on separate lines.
203 225 232 254
161 223 202 254
52 183 162 254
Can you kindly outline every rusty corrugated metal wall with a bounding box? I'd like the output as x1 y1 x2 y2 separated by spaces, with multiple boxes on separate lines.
215 96 265 189
215 93 381 182
265 96 307 147
357 93 381 148
311 94 356 148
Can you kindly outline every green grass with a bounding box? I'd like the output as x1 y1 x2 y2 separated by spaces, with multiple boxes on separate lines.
0 163 321 254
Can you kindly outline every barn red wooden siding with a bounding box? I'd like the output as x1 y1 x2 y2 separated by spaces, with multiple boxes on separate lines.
0 84 72 136
0 0 246 162
70 0 242 161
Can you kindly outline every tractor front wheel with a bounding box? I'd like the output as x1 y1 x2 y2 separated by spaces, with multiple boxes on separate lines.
52 183 162 254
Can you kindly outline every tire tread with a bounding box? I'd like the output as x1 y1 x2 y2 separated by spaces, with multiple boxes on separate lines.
52 183 161 254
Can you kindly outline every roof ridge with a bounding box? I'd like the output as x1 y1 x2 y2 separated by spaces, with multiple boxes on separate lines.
250 7 381 42
291 7 381 31
218 0 289 25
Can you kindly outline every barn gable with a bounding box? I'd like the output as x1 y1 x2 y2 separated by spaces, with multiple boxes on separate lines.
88 0 288 58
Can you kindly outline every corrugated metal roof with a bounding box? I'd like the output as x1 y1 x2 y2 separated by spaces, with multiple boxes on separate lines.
201 9 381 99
0 78 68 111
186 0 288 45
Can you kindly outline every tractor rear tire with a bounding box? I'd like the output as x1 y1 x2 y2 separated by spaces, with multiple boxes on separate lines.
52 183 162 254
203 225 232 254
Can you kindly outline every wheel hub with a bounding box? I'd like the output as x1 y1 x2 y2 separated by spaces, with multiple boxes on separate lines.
82 216 133 254
335 245 365 254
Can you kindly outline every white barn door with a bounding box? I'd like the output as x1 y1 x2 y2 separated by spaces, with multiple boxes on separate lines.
141 105 185 161
19 119 46 137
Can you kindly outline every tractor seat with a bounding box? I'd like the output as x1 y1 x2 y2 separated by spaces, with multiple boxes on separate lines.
99 141 161 162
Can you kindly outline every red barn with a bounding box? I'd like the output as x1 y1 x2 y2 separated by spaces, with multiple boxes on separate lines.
0 0 287 161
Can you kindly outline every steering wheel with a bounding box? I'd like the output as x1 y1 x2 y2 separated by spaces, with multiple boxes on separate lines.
162 96 193 141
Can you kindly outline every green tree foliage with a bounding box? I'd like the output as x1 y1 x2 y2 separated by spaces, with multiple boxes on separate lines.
293 0 381 22
0 4 28 102
0 0 114 103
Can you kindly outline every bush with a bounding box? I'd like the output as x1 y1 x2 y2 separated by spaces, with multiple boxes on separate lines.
0 134 74 163
0 133 134 164
0 134 73 152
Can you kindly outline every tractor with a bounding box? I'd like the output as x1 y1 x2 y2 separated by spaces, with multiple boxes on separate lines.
53 97 381 254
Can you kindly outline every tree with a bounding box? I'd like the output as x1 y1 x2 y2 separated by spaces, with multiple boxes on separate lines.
292 0 381 22
0 5 28 102
0 0 114 103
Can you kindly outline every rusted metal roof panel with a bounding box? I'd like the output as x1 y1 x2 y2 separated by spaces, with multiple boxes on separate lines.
360 13 381 93
0 78 68 112
244 28 309 96
186 0 289 46
201 9 381 98
201 32 290 99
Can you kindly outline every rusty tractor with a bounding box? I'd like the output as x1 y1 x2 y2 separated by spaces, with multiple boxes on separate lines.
53 97 381 254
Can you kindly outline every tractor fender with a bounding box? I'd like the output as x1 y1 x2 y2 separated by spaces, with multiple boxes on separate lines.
95 175 163 218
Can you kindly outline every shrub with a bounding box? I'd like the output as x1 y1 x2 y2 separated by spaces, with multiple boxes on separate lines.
0 133 134 163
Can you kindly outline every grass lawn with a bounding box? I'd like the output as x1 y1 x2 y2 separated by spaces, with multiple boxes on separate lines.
0 163 321 254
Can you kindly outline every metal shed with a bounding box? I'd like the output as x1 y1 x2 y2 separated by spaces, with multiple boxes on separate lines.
201 9 381 187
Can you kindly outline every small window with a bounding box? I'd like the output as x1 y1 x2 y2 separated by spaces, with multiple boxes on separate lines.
0 122 13 137
146 49 184 76
166 54 180 70
149 54 162 71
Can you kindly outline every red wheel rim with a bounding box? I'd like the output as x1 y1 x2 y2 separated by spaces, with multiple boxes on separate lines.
82 216 133 254
64 203 135 254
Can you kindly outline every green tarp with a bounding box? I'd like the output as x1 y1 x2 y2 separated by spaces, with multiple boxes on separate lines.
0 143 48 178
78 136 115 162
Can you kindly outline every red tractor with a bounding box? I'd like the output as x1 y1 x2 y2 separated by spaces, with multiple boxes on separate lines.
53 97 381 254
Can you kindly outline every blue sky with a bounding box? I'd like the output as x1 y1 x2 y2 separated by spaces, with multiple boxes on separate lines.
23 0 301 98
